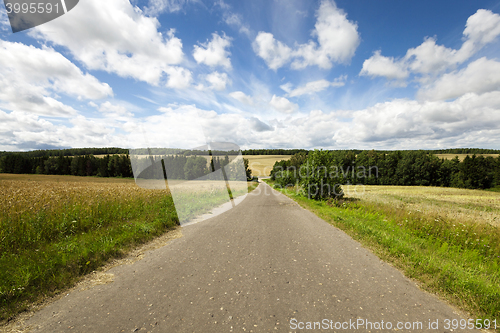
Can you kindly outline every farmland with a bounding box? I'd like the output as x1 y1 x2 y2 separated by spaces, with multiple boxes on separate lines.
436 153 500 161
343 185 500 227
0 174 256 322
268 180 500 327
244 155 291 177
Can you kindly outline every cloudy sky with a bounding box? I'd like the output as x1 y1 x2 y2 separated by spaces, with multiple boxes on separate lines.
1 0 500 151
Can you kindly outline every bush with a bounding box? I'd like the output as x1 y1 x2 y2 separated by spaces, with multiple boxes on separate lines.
274 170 298 188
299 150 344 200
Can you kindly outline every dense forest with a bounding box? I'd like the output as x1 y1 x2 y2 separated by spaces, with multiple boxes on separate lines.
271 150 500 192
0 152 252 181
0 154 134 178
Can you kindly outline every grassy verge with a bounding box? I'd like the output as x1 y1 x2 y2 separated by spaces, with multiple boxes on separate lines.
264 180 500 331
0 175 258 323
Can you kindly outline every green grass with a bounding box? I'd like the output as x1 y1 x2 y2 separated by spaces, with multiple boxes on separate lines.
265 180 500 331
0 187 178 323
487 186 500 193
0 176 259 323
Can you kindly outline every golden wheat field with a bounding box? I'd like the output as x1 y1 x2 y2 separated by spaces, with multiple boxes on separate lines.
344 185 500 227
435 153 500 161
244 155 290 177
0 174 168 221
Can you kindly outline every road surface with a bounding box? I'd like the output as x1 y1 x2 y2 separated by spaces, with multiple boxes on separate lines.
21 182 473 332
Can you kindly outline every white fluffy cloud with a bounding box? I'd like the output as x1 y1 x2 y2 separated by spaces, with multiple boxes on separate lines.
286 77 346 97
0 109 124 151
291 0 360 69
417 57 500 101
4 90 500 151
269 95 299 114
253 32 292 71
205 72 230 91
361 9 500 81
360 51 409 80
193 33 232 69
30 0 185 86
165 67 193 89
253 0 359 70
335 92 500 146
0 40 112 117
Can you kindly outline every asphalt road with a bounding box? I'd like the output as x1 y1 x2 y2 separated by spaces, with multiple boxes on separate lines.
23 182 474 332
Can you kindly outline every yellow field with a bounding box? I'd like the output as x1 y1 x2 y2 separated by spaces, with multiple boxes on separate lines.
244 155 290 177
0 174 167 221
435 153 499 161
344 185 500 227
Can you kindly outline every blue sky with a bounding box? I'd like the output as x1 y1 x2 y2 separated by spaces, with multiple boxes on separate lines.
1 0 500 151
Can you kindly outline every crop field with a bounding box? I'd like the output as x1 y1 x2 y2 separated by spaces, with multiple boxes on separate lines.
344 185 500 227
436 153 500 161
244 155 290 177
0 174 256 322
269 180 500 326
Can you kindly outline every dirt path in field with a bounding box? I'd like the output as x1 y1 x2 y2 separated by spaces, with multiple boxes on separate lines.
6 182 477 332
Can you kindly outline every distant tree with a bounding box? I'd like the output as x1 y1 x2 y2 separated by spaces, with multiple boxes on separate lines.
243 158 252 181
184 156 208 180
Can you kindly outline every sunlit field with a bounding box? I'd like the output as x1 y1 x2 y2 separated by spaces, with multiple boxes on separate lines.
244 155 291 177
436 153 500 161
267 180 500 327
0 173 179 321
344 185 500 227
0 174 257 322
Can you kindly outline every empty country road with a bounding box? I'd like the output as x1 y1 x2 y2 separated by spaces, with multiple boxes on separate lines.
21 182 474 332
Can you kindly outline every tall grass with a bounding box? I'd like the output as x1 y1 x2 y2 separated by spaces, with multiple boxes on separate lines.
0 176 179 322
266 180 500 331
0 175 258 323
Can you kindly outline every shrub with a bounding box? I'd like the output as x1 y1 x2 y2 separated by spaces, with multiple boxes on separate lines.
299 150 344 200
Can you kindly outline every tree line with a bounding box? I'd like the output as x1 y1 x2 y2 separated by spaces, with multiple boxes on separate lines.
271 150 500 197
0 153 253 181
0 154 133 177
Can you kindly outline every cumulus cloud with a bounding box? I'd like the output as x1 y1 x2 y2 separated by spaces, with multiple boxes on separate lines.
5 91 500 151
30 0 185 86
253 32 292 71
249 117 273 132
253 0 359 70
269 95 299 114
0 40 112 117
229 91 254 105
97 101 134 118
206 72 231 91
360 51 409 80
291 0 360 69
286 76 346 97
165 67 193 89
0 109 125 150
193 33 232 69
361 9 500 82
335 92 500 146
417 57 500 101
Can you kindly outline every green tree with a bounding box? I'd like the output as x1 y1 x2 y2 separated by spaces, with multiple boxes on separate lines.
299 150 343 200
184 156 208 180
243 158 253 181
